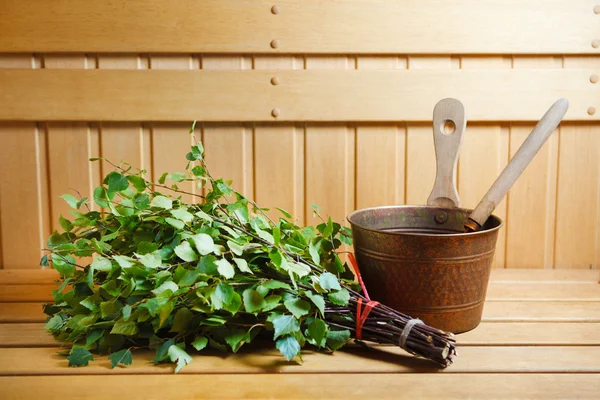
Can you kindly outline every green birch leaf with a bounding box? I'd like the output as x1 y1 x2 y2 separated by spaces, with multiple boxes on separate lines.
243 289 266 314
307 318 328 348
137 251 162 269
150 196 173 210
168 345 193 373
91 256 112 272
58 215 73 232
227 240 244 256
104 171 129 199
319 272 341 291
327 288 350 306
273 227 281 246
127 175 147 192
171 208 194 223
113 255 136 269
309 239 321 266
152 281 179 296
305 292 325 316
326 330 351 351
191 336 208 352
272 314 301 339
215 258 235 279
232 258 252 274
192 233 215 256
110 320 138 336
276 207 293 219
44 315 63 331
276 335 301 361
68 348 94 367
122 304 132 321
284 298 311 319
224 328 247 352
165 217 185 230
262 280 291 290
108 349 133 368
178 270 200 287
133 193 150 209
174 241 198 262
168 172 186 183
60 194 79 209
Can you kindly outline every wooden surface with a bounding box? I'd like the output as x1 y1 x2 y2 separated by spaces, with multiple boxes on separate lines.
1 3 600 271
1 69 599 122
1 0 599 54
0 269 599 399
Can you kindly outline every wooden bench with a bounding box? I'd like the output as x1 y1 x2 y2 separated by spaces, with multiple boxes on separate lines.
1 268 599 399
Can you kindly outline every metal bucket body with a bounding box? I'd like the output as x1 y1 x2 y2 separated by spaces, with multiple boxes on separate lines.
348 206 502 334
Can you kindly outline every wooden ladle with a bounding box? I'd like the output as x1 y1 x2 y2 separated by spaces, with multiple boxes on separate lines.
464 98 569 232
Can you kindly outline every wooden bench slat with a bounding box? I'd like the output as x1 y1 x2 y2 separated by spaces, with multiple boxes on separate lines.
0 303 46 323
3 322 600 348
0 269 58 285
2 374 599 400
1 346 600 375
486 282 600 301
482 301 600 322
0 285 56 302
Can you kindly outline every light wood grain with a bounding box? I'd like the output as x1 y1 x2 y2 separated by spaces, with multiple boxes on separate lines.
355 57 406 210
0 285 56 302
486 282 600 301
1 69 598 122
202 56 254 199
482 301 600 322
0 55 48 269
2 374 599 400
2 0 599 54
305 56 355 225
254 56 305 223
2 346 600 375
0 303 46 322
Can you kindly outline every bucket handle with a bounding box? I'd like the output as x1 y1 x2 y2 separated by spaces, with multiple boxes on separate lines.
427 98 466 208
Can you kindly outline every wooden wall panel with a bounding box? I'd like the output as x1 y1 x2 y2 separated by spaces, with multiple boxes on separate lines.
97 56 148 175
201 56 254 198
554 57 600 268
459 57 511 268
2 69 598 122
506 57 561 268
305 57 355 224
355 57 407 209
0 56 48 269
3 1 598 54
254 56 305 223
150 55 199 204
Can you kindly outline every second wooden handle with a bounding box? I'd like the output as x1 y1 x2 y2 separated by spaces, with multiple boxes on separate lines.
467 98 569 230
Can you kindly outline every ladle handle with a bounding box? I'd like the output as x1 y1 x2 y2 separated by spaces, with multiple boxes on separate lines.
466 98 569 231
427 98 466 208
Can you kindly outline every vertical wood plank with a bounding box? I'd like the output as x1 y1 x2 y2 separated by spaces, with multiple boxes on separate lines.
201 56 254 198
355 57 406 209
305 56 355 224
0 55 48 268
556 56 600 268
44 55 100 226
97 55 148 174
459 56 510 268
253 56 304 223
149 55 199 203
405 56 458 205
506 56 561 268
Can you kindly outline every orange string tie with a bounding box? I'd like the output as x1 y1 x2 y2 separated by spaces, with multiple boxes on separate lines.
348 253 379 340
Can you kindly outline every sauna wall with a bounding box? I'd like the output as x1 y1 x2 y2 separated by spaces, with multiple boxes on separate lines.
0 1 599 269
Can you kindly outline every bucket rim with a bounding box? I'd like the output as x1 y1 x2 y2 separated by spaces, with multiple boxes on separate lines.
346 205 503 237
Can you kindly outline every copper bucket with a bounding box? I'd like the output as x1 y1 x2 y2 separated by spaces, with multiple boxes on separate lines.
347 98 501 333
347 206 502 333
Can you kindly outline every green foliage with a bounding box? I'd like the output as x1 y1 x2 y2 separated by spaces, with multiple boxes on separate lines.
42 132 358 373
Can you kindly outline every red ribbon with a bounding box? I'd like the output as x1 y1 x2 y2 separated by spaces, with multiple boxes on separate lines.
348 253 379 340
